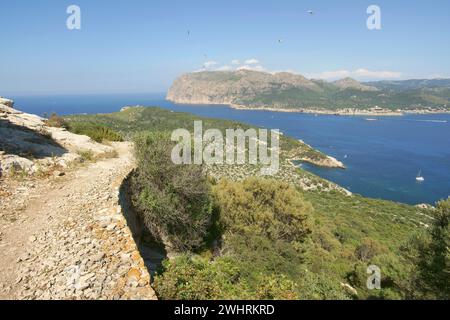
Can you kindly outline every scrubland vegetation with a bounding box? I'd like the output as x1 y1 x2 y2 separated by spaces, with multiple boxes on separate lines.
45 112 123 143
68 122 123 143
66 108 449 300
44 112 68 129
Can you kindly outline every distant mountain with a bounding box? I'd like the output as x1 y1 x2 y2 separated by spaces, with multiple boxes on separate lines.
167 70 450 112
333 77 378 92
365 78 450 91
167 70 322 106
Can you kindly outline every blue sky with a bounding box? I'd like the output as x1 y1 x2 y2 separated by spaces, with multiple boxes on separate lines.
1 0 450 95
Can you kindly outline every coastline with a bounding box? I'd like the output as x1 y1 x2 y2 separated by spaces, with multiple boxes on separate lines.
230 104 450 116
230 104 404 116
287 140 346 170
297 155 346 170
166 98 450 117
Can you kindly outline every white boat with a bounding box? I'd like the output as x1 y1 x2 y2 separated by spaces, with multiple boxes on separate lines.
416 170 425 182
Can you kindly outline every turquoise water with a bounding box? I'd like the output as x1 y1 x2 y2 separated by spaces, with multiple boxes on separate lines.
12 93 450 205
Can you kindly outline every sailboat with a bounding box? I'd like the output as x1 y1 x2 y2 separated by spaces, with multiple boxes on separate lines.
416 170 425 182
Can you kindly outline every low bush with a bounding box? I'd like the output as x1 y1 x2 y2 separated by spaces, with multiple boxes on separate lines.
45 113 68 128
152 178 327 300
355 238 385 262
213 178 313 244
77 149 94 162
154 255 301 300
68 122 123 142
402 198 450 299
130 132 213 252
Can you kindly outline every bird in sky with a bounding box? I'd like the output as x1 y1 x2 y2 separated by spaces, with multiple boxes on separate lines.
307 10 314 15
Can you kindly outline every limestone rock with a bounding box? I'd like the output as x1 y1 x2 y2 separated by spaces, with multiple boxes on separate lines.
0 97 14 108
0 155 35 174
0 96 114 176
300 155 346 169
415 203 435 210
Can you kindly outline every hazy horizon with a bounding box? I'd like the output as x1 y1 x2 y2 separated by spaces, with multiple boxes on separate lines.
5 73 450 98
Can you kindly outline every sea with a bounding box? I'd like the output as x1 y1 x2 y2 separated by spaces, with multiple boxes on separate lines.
10 93 450 205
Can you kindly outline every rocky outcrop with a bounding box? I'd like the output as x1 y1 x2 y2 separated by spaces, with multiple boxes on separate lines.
0 97 114 176
340 283 358 297
0 97 14 108
287 141 346 169
0 154 35 174
300 155 346 169
415 203 435 210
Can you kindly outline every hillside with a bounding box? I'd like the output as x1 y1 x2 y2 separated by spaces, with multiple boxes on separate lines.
65 106 445 300
65 106 345 172
2 99 446 300
167 70 450 114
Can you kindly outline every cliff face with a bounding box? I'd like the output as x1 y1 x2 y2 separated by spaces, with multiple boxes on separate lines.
166 70 323 105
166 71 376 107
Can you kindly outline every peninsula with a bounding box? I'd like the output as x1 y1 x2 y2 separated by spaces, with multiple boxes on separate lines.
167 70 450 115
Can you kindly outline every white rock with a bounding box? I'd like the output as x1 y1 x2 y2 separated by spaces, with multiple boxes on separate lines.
106 224 116 231
91 252 105 263
0 97 14 108
0 155 35 174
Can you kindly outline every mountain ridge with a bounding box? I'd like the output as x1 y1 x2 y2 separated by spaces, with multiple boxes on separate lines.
167 70 450 114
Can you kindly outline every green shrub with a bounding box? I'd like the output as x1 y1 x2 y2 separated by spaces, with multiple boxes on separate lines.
402 198 450 299
355 238 385 262
68 122 123 142
154 255 245 300
45 113 68 128
213 178 313 244
77 149 94 162
131 132 213 252
254 274 299 300
154 254 301 300
296 271 350 300
154 253 349 300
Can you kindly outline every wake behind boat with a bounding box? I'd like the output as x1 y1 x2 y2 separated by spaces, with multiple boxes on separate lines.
416 170 425 182
415 120 448 123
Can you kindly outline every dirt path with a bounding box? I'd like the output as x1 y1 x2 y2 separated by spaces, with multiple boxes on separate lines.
0 142 156 300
